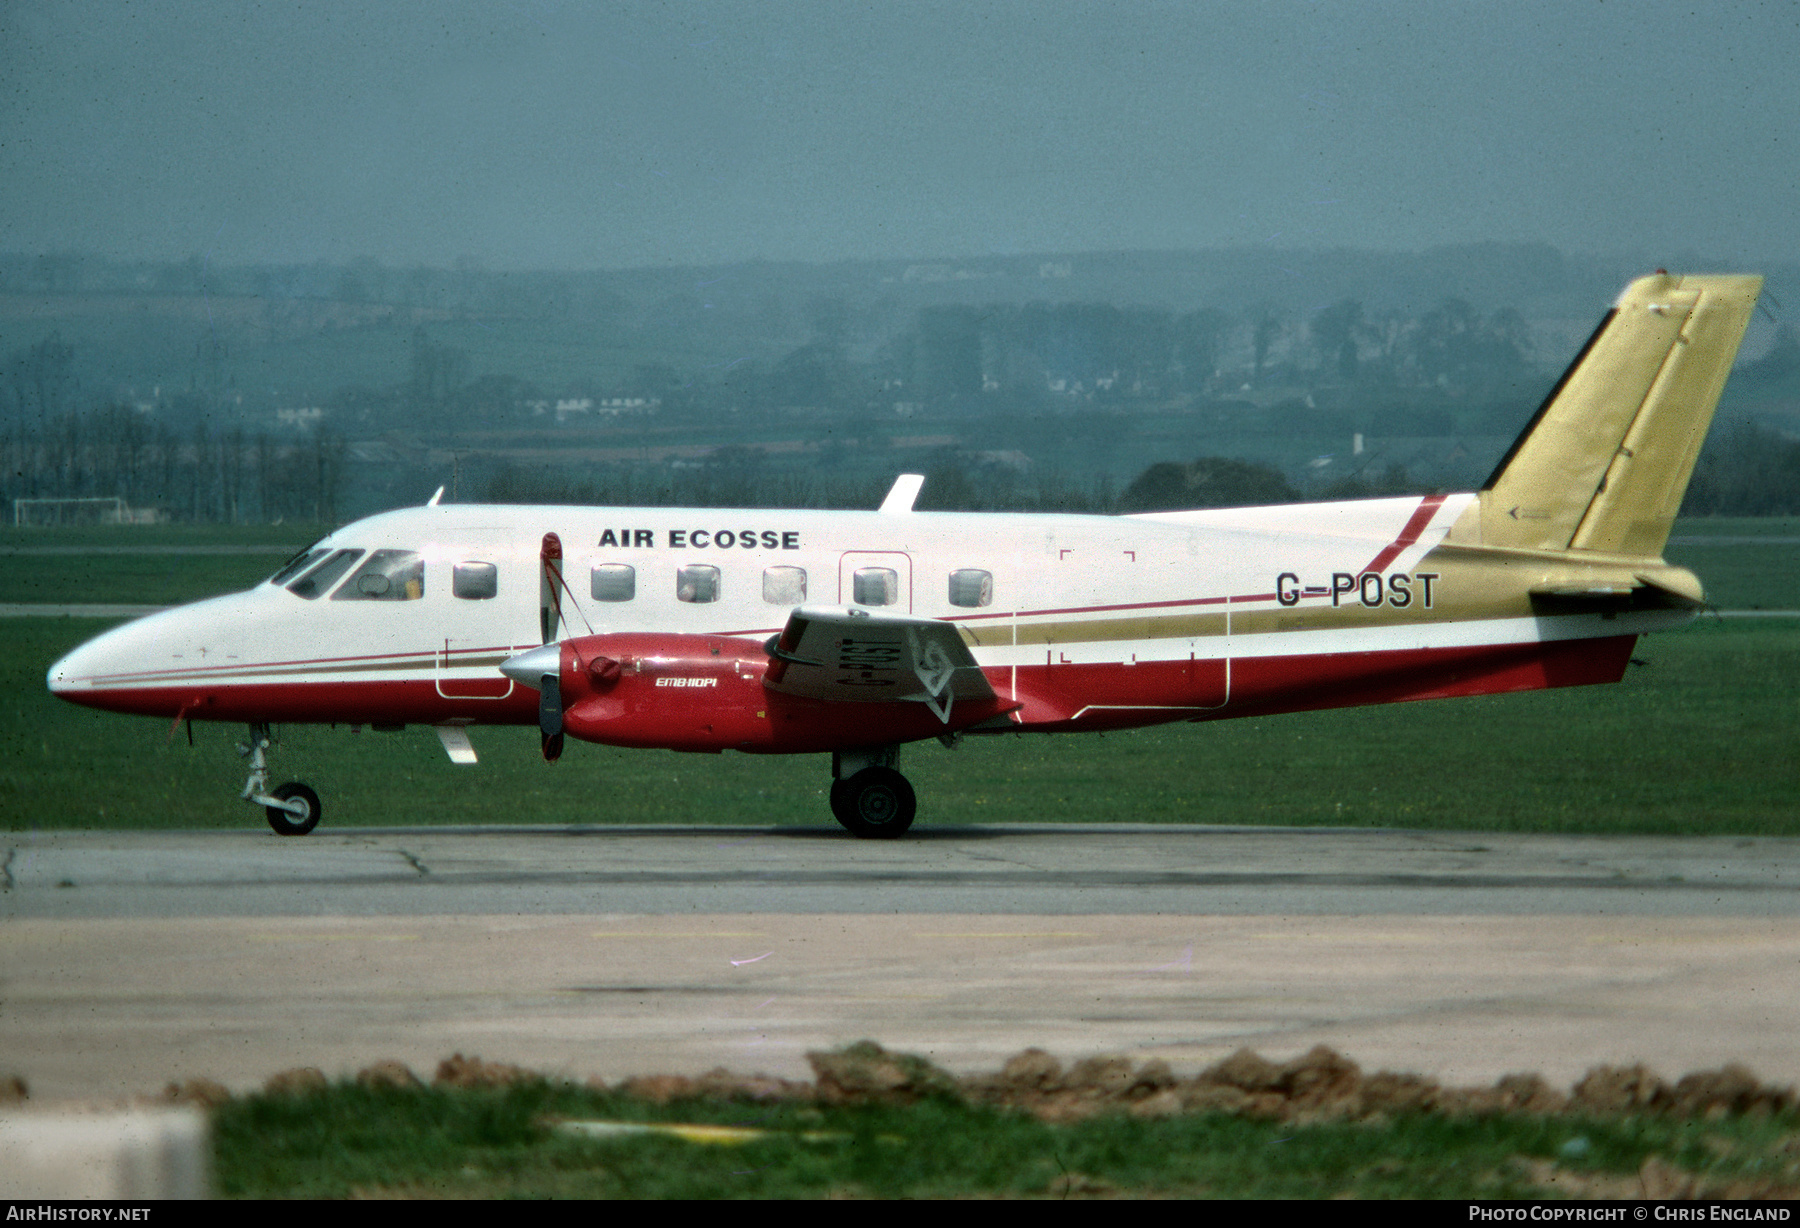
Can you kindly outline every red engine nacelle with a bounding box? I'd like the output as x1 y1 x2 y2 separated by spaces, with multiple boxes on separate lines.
551 632 1008 754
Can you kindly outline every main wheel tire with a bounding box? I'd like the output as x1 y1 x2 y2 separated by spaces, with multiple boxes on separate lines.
829 767 916 839
267 782 321 836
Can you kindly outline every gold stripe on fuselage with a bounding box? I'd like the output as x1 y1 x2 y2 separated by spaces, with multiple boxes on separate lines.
960 542 1702 649
74 649 514 690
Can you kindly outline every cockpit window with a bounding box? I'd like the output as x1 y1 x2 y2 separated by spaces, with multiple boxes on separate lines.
332 550 425 601
287 549 364 599
268 547 330 587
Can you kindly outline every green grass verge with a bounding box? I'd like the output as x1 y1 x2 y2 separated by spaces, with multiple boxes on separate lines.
7 616 1799 834
0 523 321 605
1667 516 1800 538
0 523 327 550
209 1079 1800 1198
1665 516 1800 610
0 552 296 606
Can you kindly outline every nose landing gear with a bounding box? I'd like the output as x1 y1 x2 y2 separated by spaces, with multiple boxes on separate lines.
238 723 321 836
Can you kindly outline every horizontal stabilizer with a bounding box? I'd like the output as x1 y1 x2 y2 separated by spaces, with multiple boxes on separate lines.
1528 565 1706 614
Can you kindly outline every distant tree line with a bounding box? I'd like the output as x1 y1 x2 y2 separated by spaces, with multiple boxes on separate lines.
483 454 1305 516
7 252 1800 523
8 399 1797 525
1 405 348 523
4 333 79 421
484 457 891 512
1681 420 1800 516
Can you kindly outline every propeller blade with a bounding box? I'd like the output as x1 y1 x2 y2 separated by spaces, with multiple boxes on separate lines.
538 671 562 738
540 671 564 762
539 532 563 644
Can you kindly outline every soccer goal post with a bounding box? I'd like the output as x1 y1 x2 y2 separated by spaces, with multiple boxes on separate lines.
12 497 131 527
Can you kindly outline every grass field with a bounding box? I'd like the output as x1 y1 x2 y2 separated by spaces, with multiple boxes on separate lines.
207 1078 1800 1199
0 523 319 605
1665 516 1800 610
4 518 1796 835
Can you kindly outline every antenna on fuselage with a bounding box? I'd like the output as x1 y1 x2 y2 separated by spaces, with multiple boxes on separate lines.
426 486 445 507
879 473 925 513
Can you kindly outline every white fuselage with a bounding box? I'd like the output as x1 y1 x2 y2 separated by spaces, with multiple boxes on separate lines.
46 492 1688 740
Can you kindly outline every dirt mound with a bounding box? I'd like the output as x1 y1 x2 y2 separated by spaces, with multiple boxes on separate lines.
97 1042 1799 1127
808 1040 963 1105
615 1067 814 1105
354 1060 422 1091
263 1067 328 1096
161 1077 232 1109
433 1054 535 1090
953 1044 1793 1125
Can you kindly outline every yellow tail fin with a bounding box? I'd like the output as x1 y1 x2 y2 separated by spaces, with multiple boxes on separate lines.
1480 273 1762 557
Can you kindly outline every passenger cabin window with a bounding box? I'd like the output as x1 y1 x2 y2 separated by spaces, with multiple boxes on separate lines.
453 561 498 600
853 567 899 606
948 568 994 608
763 565 806 604
591 564 636 602
269 548 329 587
677 564 719 603
287 549 363 600
334 550 424 601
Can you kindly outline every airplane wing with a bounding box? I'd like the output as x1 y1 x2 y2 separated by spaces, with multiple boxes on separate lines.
763 604 996 723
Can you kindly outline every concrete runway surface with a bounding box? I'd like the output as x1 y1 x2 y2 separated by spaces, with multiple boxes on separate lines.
4 824 1799 1100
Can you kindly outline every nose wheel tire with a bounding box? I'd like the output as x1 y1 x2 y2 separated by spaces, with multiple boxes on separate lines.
266 782 322 836
829 766 916 839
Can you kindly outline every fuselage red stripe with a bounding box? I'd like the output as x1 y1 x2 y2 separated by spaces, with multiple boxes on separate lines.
1360 493 1448 575
58 635 1639 738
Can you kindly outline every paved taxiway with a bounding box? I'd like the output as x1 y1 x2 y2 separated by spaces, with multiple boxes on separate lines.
4 824 1799 1100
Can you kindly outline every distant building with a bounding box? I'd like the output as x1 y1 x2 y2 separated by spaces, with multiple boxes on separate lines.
275 406 324 430
549 396 659 423
594 396 659 416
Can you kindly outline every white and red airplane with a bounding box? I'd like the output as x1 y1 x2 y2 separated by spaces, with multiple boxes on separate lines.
47 273 1761 838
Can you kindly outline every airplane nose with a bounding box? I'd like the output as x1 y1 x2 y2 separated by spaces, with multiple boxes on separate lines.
43 594 250 708
47 631 116 695
499 643 561 688
46 647 76 693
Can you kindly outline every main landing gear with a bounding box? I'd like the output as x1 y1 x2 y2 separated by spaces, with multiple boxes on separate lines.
829 746 916 839
238 722 321 836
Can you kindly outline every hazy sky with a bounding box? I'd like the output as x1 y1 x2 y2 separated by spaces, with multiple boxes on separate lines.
3 1 1797 270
